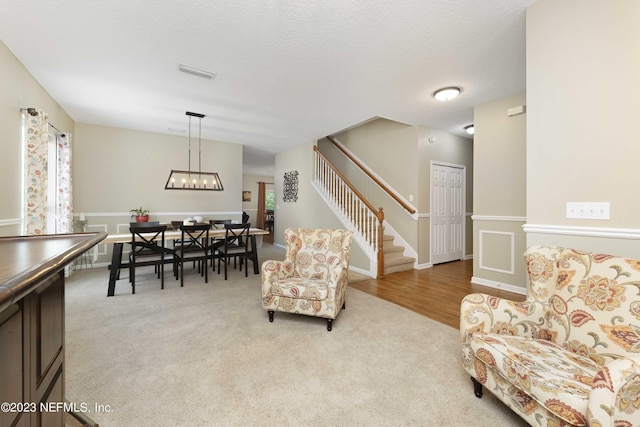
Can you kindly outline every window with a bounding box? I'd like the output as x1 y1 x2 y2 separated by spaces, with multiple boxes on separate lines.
265 190 275 210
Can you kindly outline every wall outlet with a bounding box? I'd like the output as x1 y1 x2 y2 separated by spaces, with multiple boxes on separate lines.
566 202 610 220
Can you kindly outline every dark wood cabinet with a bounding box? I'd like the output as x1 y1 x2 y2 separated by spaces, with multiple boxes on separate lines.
0 233 105 427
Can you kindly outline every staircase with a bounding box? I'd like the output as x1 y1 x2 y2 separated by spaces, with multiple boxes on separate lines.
313 146 415 278
382 234 415 275
351 205 415 275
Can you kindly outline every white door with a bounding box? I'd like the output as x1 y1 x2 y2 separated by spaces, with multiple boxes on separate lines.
431 164 464 264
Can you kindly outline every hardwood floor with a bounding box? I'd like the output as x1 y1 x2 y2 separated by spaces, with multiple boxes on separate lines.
349 259 526 330
262 231 274 245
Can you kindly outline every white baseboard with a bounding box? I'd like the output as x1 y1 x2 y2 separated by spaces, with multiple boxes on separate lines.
349 265 372 276
471 276 527 296
415 262 432 270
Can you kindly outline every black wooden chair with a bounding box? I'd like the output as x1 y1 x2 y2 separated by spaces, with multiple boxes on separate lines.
114 222 161 281
129 224 173 294
174 224 212 286
209 219 232 267
264 210 274 232
217 223 251 280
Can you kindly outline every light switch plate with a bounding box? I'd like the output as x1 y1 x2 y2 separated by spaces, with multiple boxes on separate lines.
566 202 610 220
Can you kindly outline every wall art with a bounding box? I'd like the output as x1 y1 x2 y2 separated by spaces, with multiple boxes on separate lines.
283 171 298 202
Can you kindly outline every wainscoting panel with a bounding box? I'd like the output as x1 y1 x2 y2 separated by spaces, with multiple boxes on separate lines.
472 216 527 293
479 230 514 274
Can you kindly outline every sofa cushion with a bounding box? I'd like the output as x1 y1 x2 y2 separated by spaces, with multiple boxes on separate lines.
469 333 602 426
269 278 328 301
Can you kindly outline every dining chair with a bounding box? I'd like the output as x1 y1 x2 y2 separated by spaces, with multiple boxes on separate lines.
119 221 162 280
209 219 232 267
210 219 232 232
130 221 160 227
129 224 173 294
264 210 274 232
217 223 251 280
174 223 212 286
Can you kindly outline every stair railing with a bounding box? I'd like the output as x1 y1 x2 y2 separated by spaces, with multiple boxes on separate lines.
327 135 416 215
313 146 385 278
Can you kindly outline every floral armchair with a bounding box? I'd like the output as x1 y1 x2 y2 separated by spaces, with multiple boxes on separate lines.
461 245 640 427
261 228 353 331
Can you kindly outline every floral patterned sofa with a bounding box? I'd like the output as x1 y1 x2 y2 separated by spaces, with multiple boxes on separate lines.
461 245 640 426
261 228 353 331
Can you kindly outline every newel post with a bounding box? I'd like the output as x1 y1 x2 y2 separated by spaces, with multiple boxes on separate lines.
376 208 385 279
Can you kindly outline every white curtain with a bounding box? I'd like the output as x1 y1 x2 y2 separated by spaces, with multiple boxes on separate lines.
22 109 73 235
56 132 73 234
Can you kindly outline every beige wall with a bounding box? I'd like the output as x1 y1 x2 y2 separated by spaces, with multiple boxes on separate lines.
328 117 473 266
73 122 243 263
526 0 640 257
274 141 369 272
331 119 420 261
242 174 274 227
0 40 74 236
472 94 527 292
335 119 420 202
0 38 244 253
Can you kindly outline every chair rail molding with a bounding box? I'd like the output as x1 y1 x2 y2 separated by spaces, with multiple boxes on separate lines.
523 224 640 240
472 215 526 222
0 218 23 227
74 211 243 218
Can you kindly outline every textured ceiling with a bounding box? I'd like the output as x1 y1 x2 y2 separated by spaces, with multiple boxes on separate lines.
0 1 536 174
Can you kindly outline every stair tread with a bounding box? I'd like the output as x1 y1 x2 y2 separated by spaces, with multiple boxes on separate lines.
384 264 414 275
384 254 415 267
383 244 404 253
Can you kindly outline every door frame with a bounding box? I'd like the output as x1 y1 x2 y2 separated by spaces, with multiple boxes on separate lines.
430 161 466 265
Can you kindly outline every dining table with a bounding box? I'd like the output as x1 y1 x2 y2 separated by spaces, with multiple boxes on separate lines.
103 226 269 296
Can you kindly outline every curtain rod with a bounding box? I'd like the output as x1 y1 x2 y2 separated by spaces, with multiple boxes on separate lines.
21 107 61 133
257 182 275 184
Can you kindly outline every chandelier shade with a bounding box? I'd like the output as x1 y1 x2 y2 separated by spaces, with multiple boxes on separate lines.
165 170 223 191
165 111 223 191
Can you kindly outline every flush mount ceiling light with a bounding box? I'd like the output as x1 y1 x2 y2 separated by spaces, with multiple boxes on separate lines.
165 112 223 191
432 86 461 102
464 124 475 135
177 63 216 80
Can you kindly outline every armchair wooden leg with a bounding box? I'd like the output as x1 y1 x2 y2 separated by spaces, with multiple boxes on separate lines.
471 377 483 398
327 319 333 331
268 310 274 322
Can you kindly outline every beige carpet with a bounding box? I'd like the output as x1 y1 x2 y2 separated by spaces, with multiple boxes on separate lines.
64 245 527 426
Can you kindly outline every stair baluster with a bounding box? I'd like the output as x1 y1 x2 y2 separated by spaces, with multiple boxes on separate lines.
313 146 385 278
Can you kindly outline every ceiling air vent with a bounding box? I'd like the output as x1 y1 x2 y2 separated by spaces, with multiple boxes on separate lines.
177 63 216 80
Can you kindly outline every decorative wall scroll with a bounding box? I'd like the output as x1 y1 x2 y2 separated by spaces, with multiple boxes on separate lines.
283 171 298 202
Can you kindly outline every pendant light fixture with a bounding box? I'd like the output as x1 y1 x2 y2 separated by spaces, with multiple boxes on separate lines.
165 111 223 191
